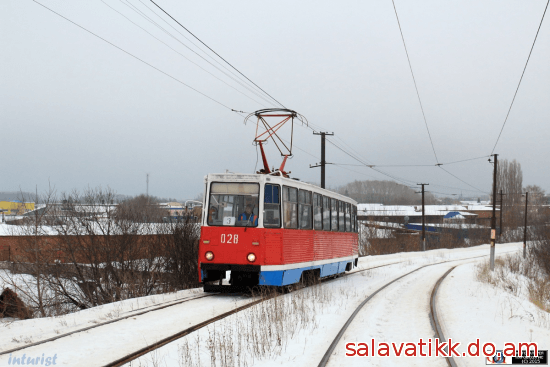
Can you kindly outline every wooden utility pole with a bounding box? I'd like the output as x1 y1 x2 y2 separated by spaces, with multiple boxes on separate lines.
417 183 429 251
310 132 334 189
490 154 498 271
499 190 505 237
523 192 529 259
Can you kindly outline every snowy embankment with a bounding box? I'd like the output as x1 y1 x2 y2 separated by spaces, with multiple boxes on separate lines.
1 243 539 367
438 261 550 367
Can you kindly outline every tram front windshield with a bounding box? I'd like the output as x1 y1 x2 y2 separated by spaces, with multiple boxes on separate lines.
208 183 260 227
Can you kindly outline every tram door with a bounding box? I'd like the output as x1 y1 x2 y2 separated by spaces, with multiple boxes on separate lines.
264 184 282 264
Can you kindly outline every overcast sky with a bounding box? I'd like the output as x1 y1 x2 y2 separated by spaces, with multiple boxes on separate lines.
1 0 549 200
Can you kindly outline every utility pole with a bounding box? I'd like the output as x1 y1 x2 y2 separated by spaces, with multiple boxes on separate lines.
310 132 334 189
146 173 150 203
499 190 505 237
417 183 429 251
523 192 529 259
490 154 498 271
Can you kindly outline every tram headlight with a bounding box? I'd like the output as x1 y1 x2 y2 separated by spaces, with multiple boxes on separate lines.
247 253 256 262
205 251 214 261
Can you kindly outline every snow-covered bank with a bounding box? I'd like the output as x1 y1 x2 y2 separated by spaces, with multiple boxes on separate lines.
0 243 527 366
438 260 550 367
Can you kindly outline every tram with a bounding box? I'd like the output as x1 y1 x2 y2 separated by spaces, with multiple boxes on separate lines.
199 172 359 291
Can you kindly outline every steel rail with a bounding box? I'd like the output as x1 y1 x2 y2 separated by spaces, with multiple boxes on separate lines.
103 294 273 367
430 266 459 367
0 293 216 356
317 254 490 367
3 251 512 364
102 260 404 366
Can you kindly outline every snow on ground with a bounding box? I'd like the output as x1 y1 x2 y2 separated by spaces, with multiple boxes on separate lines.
0 243 531 367
438 259 550 366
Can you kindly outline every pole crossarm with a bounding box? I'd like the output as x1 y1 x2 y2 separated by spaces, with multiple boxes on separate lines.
310 132 334 189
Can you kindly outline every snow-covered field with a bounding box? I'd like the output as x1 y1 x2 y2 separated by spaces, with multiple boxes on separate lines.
1 242 547 367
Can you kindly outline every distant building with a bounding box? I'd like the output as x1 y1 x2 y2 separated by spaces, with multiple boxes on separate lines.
0 201 35 216
358 203 500 227
159 201 202 223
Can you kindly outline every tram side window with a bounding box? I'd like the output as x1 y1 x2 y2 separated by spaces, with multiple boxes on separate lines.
345 203 351 232
338 201 345 232
264 184 281 228
351 204 357 232
354 205 358 232
298 190 312 230
331 198 338 231
356 206 359 233
313 193 323 230
283 186 298 229
322 196 331 231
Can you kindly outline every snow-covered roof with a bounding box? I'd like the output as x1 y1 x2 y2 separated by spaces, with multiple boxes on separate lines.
408 222 489 229
357 204 479 217
460 200 490 205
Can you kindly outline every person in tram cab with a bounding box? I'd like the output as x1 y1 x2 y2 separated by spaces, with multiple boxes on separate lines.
238 204 258 226
208 206 218 223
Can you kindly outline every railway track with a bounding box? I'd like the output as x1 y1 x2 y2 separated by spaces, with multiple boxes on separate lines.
430 266 459 367
0 252 506 366
317 255 490 366
104 260 405 366
106 255 486 366
0 292 217 356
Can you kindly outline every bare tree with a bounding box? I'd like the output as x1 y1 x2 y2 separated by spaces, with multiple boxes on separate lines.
492 158 524 231
0 187 201 318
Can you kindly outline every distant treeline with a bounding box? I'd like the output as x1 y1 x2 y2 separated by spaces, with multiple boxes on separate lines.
336 180 439 205
0 191 182 204
0 192 35 202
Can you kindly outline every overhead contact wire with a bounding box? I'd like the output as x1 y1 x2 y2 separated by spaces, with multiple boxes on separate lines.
150 0 287 108
491 0 549 154
391 0 439 164
117 0 275 107
439 166 489 194
33 0 236 111
101 0 268 107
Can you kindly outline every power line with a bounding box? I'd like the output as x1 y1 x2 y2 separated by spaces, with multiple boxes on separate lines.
100 0 268 107
330 155 489 168
33 0 236 111
136 0 252 84
116 0 276 107
440 155 491 165
325 139 416 186
149 0 287 108
305 124 488 194
244 112 488 196
439 166 489 194
391 0 439 164
491 0 549 154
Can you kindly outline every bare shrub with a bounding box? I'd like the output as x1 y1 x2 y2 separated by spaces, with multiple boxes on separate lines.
476 252 550 315
0 288 32 319
0 187 201 317
178 282 345 367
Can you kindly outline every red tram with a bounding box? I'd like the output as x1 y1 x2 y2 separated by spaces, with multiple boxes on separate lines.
199 172 359 291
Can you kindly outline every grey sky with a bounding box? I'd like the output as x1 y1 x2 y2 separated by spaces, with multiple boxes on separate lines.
1 0 549 200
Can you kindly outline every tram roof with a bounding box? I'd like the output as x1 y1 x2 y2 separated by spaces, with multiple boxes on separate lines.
205 173 357 205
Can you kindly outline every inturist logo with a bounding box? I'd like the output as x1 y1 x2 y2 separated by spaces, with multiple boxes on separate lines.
7 353 58 366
